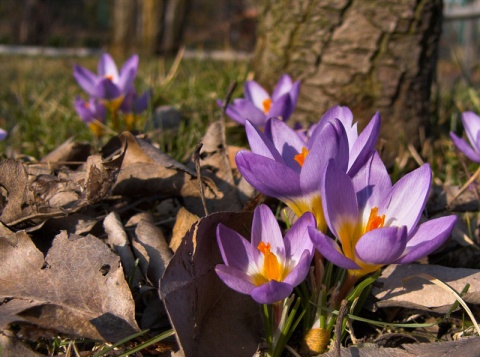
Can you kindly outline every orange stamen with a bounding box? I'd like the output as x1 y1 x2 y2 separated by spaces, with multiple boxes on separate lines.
365 207 385 232
257 241 283 281
294 147 310 167
104 74 114 81
262 98 272 114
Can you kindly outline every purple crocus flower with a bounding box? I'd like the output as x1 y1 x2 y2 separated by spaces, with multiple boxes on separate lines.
120 87 152 129
309 153 457 280
219 74 300 127
73 53 139 105
450 111 480 163
74 96 106 137
215 204 316 304
236 117 349 232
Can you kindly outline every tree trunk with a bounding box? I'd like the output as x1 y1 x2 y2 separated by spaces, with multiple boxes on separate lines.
253 0 443 165
111 0 137 56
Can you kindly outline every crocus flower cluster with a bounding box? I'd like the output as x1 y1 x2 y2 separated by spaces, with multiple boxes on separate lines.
216 96 457 305
450 111 480 163
220 74 300 128
73 53 151 136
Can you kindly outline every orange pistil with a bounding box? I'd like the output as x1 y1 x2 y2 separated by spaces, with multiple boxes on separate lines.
262 98 272 114
104 74 114 81
294 147 310 167
257 242 283 281
365 207 385 233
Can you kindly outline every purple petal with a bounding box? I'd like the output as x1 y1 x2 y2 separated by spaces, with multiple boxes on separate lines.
268 93 292 121
348 112 381 176
300 119 349 194
215 264 256 295
353 152 392 213
264 118 306 169
99 77 122 100
289 80 301 107
245 120 284 162
250 280 293 304
118 54 139 90
226 99 266 127
271 74 293 100
450 132 480 163
244 80 270 111
383 164 431 234
394 215 457 264
216 224 255 271
251 205 285 259
284 212 316 260
73 65 103 97
235 151 302 199
283 250 313 287
320 106 354 132
0 128 7 141
322 160 358 241
98 53 119 81
133 89 151 113
462 111 480 151
355 226 407 265
74 96 94 123
309 227 360 270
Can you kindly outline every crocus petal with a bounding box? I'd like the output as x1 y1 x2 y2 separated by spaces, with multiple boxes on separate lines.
301 119 349 194
383 164 431 234
226 99 266 127
118 54 139 90
462 111 480 151
133 89 151 113
268 93 292 121
355 226 407 265
353 152 392 213
73 65 103 97
74 97 93 123
289 80 301 107
348 112 381 176
0 129 7 141
250 280 293 304
450 132 480 163
99 78 122 100
244 80 270 110
98 53 119 81
283 250 314 286
319 106 354 137
215 264 256 295
322 160 358 241
251 204 285 259
264 118 306 169
284 212 316 260
271 74 293 100
309 227 360 270
217 224 255 271
236 151 302 198
245 120 284 162
394 215 457 264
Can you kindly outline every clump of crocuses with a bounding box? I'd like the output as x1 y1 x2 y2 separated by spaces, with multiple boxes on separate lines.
219 74 300 128
73 53 151 136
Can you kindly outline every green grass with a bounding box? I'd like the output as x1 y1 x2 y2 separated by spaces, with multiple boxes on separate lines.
0 54 250 160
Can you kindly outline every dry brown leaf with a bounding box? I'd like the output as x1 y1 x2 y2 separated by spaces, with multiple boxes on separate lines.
40 137 91 165
170 207 199 253
0 330 45 357
0 230 139 342
0 150 123 228
373 264 480 313
112 132 222 201
184 120 243 214
159 211 263 357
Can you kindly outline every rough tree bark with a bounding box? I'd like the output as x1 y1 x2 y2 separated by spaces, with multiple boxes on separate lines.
253 0 443 165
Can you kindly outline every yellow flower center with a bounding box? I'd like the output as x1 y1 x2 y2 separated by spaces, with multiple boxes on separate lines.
262 98 272 114
365 207 385 233
294 147 310 167
251 241 287 286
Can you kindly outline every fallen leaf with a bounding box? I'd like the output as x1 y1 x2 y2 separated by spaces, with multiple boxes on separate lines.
170 207 199 252
373 264 480 313
0 230 139 342
160 211 263 357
